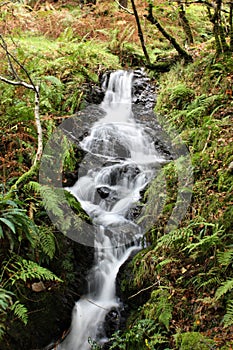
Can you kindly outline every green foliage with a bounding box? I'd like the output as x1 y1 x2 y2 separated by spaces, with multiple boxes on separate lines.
10 301 28 325
109 319 168 350
217 249 233 268
223 300 233 327
27 181 87 231
215 279 233 301
169 84 195 110
4 256 62 286
144 288 173 331
37 226 56 261
0 196 37 250
174 332 215 350
0 288 14 339
184 223 224 256
155 227 193 252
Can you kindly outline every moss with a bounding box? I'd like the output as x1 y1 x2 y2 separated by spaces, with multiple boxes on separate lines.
174 332 215 350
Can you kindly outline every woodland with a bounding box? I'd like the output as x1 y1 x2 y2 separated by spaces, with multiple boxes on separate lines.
0 0 233 349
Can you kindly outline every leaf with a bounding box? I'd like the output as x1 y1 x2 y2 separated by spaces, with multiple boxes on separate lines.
0 225 3 238
10 301 28 325
0 218 16 234
215 279 233 300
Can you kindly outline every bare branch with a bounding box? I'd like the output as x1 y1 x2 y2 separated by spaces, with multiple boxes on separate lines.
128 281 159 299
0 36 43 170
0 75 34 89
114 0 133 14
0 34 36 90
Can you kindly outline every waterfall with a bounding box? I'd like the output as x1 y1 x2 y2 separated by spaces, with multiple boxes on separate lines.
57 70 165 350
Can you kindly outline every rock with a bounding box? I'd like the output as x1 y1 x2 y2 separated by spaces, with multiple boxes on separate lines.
97 186 111 199
104 308 120 338
31 281 46 292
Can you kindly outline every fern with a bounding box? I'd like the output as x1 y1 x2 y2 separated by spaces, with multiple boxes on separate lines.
6 258 62 285
38 226 56 260
0 288 13 312
169 84 195 109
28 182 64 218
223 300 233 327
0 197 38 250
217 249 233 267
156 258 178 272
215 278 233 300
10 301 28 325
155 227 193 251
144 289 173 331
184 224 224 254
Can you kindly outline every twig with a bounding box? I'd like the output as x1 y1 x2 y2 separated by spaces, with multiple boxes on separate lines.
83 297 109 311
202 130 212 153
114 0 133 15
128 281 159 299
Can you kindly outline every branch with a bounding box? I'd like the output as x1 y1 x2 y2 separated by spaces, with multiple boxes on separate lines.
0 36 43 178
0 34 36 89
146 3 193 63
114 0 133 14
0 75 34 89
128 281 159 299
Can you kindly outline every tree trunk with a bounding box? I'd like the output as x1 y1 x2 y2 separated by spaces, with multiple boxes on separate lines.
207 0 229 55
177 0 194 45
146 4 193 64
229 2 233 51
130 0 150 65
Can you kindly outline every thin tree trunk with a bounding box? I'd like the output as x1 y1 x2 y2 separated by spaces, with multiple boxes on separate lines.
207 0 229 55
177 0 194 45
34 86 43 165
130 0 150 65
0 35 43 167
230 2 233 51
146 4 193 64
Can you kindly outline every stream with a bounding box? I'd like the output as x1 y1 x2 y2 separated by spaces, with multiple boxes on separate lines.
54 70 167 349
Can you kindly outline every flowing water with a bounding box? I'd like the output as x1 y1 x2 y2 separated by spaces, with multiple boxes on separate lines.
57 70 165 350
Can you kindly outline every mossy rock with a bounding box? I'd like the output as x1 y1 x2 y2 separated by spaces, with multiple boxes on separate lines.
174 332 215 350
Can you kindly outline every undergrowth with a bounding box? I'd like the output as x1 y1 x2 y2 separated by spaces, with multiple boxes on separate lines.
114 55 233 349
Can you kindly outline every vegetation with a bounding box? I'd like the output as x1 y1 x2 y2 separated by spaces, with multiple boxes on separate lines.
0 0 233 349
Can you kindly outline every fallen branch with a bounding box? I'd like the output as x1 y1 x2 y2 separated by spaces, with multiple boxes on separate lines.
128 281 159 299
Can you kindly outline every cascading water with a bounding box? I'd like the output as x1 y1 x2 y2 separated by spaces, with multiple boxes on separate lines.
57 70 165 350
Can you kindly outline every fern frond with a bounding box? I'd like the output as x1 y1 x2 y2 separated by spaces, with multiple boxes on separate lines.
223 300 233 327
217 249 233 267
147 289 173 331
38 227 56 260
7 258 62 285
184 231 220 254
155 228 193 251
215 278 233 300
10 301 28 325
0 288 13 312
156 258 177 272
198 276 222 290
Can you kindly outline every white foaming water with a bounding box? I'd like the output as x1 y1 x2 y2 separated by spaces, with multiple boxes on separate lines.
58 70 164 350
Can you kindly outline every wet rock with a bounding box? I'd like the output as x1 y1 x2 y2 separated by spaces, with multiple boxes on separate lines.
104 308 121 338
97 186 111 199
132 68 157 109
